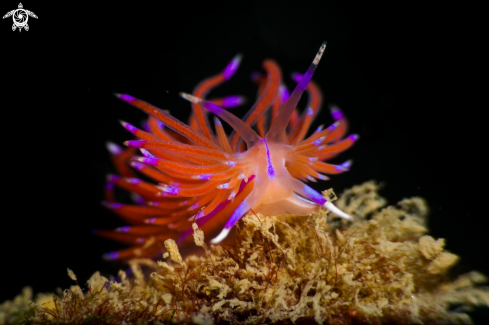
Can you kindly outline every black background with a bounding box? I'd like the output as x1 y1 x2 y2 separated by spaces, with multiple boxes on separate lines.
1 0 487 322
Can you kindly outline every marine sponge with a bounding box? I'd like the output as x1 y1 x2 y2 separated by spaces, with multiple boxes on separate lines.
2 182 489 324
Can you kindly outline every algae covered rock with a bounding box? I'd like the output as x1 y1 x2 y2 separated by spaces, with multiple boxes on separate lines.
2 182 488 324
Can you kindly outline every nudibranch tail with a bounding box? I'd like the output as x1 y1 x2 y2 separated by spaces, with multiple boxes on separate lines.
97 43 358 259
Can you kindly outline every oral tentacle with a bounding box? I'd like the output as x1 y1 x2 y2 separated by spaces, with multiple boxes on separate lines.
267 42 326 141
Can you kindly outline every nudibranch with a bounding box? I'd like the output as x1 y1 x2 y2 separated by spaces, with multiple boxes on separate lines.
96 42 359 260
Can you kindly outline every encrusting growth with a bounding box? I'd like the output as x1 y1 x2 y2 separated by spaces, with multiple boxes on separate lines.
2 182 489 324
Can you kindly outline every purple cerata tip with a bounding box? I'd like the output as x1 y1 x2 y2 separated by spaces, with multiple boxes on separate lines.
115 93 136 103
133 195 145 205
214 118 222 127
104 181 114 191
145 218 156 224
317 174 330 180
91 229 98 235
126 177 142 185
196 174 212 180
106 174 121 183
348 134 360 141
158 185 180 195
106 141 123 155
312 137 324 146
136 156 158 166
330 106 344 121
223 54 242 80
103 252 119 261
116 226 130 233
139 148 154 158
217 183 230 189
130 161 146 171
120 120 137 133
195 210 205 220
125 140 141 148
222 95 245 108
157 120 165 129
102 201 123 210
340 160 353 169
291 73 304 83
142 120 150 132
279 84 290 102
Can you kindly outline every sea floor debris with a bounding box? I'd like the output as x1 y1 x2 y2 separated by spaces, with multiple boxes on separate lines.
2 181 489 324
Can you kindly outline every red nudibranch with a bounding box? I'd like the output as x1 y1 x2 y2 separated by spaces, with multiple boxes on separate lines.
95 42 358 260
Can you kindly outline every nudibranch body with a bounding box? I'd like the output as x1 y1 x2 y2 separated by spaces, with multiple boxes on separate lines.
97 42 358 260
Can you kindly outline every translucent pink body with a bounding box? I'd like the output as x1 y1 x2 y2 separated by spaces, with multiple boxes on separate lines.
233 140 317 216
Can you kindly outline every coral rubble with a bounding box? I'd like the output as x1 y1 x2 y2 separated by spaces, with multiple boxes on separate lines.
2 182 489 324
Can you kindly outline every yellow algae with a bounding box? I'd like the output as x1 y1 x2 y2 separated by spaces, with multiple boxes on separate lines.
1 182 489 324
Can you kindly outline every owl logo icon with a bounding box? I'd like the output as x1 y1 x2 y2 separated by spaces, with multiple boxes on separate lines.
3 3 38 32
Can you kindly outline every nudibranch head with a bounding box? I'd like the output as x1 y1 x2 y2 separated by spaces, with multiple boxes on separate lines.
96 42 358 260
